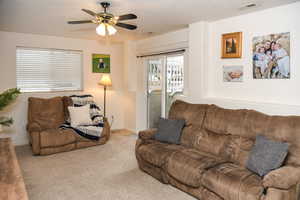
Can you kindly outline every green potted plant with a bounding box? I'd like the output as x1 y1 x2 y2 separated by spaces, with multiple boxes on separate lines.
0 88 20 132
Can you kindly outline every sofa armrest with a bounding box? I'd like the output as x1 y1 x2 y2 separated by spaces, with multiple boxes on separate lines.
26 122 42 133
263 166 300 190
29 131 41 155
138 128 157 140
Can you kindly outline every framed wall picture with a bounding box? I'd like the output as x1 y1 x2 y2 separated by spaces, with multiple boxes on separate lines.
92 54 110 73
223 65 243 82
252 32 290 79
221 32 242 58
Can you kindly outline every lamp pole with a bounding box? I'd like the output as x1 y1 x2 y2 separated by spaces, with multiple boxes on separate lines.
99 74 111 118
104 85 107 118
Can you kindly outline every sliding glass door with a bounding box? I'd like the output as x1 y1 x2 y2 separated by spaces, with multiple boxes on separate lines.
146 54 184 128
165 55 184 116
147 58 164 128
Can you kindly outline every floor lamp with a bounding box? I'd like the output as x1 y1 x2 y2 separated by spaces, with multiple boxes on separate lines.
98 74 112 118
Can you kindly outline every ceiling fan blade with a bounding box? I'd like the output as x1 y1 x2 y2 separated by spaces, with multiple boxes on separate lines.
117 14 137 21
82 9 97 16
68 20 93 24
116 22 137 30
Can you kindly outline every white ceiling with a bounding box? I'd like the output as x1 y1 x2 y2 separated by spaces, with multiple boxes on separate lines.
0 0 299 42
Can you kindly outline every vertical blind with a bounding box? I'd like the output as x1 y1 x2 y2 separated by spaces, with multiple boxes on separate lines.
16 47 83 92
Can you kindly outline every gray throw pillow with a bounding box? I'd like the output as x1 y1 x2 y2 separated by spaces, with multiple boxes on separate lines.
246 135 289 177
154 118 185 144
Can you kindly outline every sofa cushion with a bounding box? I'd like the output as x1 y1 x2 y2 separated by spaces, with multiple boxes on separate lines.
154 118 185 144
204 104 300 167
261 115 300 166
246 135 289 177
28 97 65 130
194 129 230 157
166 149 226 187
222 136 254 167
203 105 247 136
40 129 76 148
168 100 208 147
202 163 264 200
137 142 183 167
62 96 73 121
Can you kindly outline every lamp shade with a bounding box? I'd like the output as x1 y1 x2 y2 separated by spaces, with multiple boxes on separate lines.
99 74 112 86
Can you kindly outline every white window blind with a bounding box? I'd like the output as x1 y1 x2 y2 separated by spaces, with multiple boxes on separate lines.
16 47 83 92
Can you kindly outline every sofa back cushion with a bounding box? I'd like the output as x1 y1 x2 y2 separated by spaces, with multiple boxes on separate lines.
168 100 208 147
203 105 248 136
194 129 230 156
247 112 300 166
203 105 300 166
62 96 73 120
222 136 254 167
28 97 65 130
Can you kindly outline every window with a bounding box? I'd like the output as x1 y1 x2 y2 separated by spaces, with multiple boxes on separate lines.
16 47 83 92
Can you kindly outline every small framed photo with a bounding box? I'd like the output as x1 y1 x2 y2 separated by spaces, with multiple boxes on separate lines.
223 65 243 82
92 54 110 73
221 32 242 59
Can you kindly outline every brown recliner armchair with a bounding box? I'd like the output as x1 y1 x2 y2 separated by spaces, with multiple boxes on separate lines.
136 100 300 200
27 96 110 155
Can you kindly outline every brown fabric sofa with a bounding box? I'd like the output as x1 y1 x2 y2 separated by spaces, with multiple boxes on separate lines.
136 100 300 200
27 96 110 155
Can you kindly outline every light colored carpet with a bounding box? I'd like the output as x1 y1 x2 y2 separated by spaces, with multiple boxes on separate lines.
16 132 195 200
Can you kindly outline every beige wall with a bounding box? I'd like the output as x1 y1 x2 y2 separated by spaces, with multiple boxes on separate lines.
205 2 300 105
123 41 138 131
126 2 300 133
189 2 300 115
2 2 300 144
123 29 189 132
0 31 125 145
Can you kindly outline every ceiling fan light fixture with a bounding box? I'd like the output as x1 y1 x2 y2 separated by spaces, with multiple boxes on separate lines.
68 2 137 36
96 23 106 36
107 24 117 35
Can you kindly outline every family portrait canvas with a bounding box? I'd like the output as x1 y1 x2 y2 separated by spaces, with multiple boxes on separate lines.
221 32 242 58
223 65 243 82
92 54 110 73
253 32 290 79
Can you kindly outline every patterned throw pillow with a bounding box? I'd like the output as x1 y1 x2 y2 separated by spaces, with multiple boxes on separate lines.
246 135 289 177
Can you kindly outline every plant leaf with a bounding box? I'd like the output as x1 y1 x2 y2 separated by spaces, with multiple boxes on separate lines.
0 117 13 126
0 88 20 111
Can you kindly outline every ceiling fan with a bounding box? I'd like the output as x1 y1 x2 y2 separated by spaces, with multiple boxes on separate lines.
68 2 137 36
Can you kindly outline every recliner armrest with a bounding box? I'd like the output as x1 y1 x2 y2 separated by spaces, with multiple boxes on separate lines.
29 131 41 155
138 128 157 140
26 122 42 132
263 165 300 190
